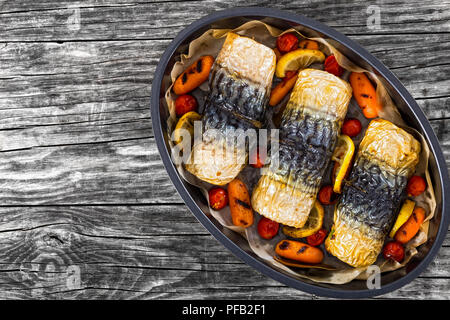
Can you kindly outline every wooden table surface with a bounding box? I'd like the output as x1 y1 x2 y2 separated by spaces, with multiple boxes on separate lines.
0 0 449 299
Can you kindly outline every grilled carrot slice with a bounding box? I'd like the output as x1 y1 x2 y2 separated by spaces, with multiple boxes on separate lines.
395 207 426 244
269 72 298 106
173 55 214 95
228 178 254 228
298 39 319 50
349 72 382 119
275 240 324 264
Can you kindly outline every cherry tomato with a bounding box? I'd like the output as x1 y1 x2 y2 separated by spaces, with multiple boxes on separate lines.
324 55 344 77
257 217 279 240
175 94 198 117
307 229 327 246
250 151 265 168
383 241 405 262
342 118 362 137
276 33 299 53
318 185 337 205
208 187 228 210
407 175 427 197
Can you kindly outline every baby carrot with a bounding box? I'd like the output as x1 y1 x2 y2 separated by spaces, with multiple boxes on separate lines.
298 39 319 50
269 72 298 106
173 55 214 95
349 72 382 119
395 207 426 244
228 178 254 228
275 240 324 264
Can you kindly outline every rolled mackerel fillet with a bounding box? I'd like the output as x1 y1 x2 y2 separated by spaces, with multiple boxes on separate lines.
252 69 352 228
325 119 421 268
185 32 276 185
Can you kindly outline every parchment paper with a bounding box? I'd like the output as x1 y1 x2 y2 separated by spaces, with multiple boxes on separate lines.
163 20 436 284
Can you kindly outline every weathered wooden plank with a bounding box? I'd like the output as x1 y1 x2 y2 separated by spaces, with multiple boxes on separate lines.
0 139 181 204
0 0 193 13
0 205 308 299
0 205 447 299
0 1 449 42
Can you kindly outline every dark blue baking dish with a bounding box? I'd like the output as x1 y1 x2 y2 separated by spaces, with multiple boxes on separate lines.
150 7 450 298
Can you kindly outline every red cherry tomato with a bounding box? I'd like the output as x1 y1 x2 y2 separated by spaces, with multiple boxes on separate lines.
208 187 228 210
175 94 198 117
383 241 405 262
342 118 362 137
307 229 327 246
250 151 265 168
257 217 279 240
324 55 344 77
276 33 299 53
407 175 427 197
318 185 337 205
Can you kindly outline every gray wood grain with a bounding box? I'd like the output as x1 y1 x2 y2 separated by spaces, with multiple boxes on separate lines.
0 0 449 299
0 205 448 299
0 0 449 42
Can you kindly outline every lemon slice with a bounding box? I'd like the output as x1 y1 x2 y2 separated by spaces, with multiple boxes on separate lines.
331 135 355 194
389 199 415 238
173 111 202 146
282 201 324 238
276 49 325 78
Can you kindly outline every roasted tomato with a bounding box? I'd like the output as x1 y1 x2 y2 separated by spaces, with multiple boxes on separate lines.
257 217 279 240
318 185 337 205
407 175 427 197
383 241 405 262
342 118 362 137
276 33 299 53
208 187 228 210
307 228 327 246
175 94 198 117
250 150 265 168
324 55 344 77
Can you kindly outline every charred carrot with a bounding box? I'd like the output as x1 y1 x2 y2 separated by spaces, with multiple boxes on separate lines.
269 72 298 106
298 39 319 50
349 72 382 119
228 178 254 228
273 48 282 61
173 55 214 95
275 240 324 264
395 207 426 244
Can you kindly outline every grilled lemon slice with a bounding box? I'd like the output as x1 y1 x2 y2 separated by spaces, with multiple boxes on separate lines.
275 49 325 78
331 134 355 193
173 111 202 146
389 199 416 238
282 201 324 238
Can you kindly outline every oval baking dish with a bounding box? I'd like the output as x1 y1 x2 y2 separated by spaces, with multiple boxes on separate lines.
150 7 450 298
